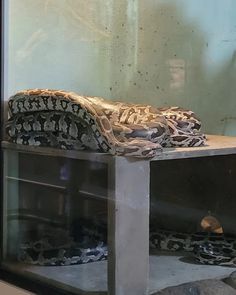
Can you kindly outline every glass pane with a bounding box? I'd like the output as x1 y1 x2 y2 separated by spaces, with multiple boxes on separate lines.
149 155 236 291
2 0 236 294
4 0 236 136
2 150 109 293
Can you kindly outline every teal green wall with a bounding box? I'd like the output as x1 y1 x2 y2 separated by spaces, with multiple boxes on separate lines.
6 0 236 135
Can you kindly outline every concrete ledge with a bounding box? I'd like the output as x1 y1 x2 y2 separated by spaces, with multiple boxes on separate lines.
154 279 236 295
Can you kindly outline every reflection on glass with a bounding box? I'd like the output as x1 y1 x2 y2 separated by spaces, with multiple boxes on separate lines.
6 0 236 136
3 151 108 293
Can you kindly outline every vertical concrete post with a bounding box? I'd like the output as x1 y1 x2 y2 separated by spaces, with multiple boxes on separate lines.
108 156 150 295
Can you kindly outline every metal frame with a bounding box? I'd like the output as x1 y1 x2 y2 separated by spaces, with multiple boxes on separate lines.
0 0 4 266
0 0 3 117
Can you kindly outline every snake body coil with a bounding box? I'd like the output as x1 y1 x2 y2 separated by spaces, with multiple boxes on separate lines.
6 89 206 157
17 222 236 267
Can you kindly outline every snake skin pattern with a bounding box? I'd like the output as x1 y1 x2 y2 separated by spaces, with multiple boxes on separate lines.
18 222 236 267
18 238 108 267
150 230 236 266
6 89 206 157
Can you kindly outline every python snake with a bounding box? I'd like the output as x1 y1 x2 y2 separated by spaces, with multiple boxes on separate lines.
17 219 236 267
150 230 236 267
6 89 206 157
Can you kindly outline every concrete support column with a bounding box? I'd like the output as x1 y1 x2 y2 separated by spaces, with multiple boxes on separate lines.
108 157 150 295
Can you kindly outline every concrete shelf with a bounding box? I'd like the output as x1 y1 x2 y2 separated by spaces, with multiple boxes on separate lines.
2 135 236 162
3 254 235 295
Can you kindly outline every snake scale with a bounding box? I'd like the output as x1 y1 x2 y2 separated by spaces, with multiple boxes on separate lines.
6 89 206 157
6 89 235 267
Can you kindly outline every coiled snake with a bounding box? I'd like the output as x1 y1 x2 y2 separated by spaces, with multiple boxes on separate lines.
17 219 236 267
6 89 206 157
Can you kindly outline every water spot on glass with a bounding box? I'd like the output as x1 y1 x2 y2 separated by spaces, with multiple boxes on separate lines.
153 49 157 53
146 72 148 75
122 64 124 67
133 83 137 86
128 64 132 67
122 23 124 27
109 87 112 91
116 35 119 39
154 30 158 33
139 27 143 30
156 86 160 89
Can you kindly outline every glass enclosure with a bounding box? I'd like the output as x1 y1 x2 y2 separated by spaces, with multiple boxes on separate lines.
1 1 236 294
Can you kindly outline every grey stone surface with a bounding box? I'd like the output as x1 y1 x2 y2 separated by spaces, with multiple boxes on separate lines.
108 157 150 295
3 134 236 162
4 254 235 294
149 253 234 293
224 271 236 290
154 279 236 295
151 135 236 161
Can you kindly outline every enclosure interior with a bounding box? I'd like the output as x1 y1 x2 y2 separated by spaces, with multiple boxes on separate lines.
3 151 109 293
150 155 236 234
2 151 236 293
